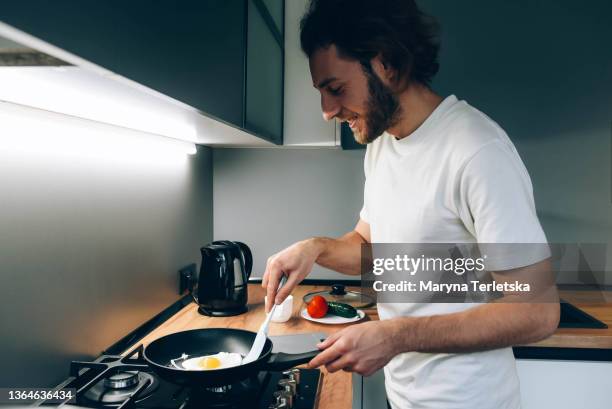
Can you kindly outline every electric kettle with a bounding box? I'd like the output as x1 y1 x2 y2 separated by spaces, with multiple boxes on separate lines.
196 240 253 316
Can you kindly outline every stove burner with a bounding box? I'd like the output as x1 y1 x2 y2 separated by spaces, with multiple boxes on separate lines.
104 371 139 389
82 371 159 405
183 377 261 408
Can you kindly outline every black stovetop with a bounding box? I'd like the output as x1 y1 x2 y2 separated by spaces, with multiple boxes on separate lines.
38 346 321 409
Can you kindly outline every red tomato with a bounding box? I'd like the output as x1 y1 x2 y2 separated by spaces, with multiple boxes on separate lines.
307 295 328 318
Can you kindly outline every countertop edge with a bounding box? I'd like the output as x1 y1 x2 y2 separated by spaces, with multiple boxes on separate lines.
513 346 612 361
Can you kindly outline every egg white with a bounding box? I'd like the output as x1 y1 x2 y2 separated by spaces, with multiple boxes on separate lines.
181 352 243 371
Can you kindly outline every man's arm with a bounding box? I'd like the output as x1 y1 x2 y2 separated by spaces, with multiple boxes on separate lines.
397 258 559 353
312 219 371 275
262 219 370 311
309 258 560 376
389 300 559 354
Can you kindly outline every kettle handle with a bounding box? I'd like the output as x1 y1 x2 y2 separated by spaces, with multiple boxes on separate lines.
234 241 253 280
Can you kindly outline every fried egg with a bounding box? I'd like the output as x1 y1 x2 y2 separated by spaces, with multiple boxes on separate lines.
181 352 243 371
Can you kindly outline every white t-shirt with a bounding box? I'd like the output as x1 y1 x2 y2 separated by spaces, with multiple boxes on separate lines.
360 95 548 409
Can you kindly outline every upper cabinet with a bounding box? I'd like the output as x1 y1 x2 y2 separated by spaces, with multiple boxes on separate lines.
283 0 339 147
246 0 284 144
282 0 363 149
0 0 284 144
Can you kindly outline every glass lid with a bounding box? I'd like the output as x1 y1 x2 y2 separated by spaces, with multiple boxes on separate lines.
302 284 375 309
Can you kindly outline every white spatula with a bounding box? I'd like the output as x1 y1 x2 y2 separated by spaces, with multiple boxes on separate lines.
242 275 287 365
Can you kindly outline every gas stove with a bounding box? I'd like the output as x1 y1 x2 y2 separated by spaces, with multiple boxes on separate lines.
37 346 321 409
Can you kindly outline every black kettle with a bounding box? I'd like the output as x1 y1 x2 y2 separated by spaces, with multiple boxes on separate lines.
196 240 253 316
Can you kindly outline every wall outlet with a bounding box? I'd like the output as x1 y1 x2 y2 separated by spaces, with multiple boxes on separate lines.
178 263 197 295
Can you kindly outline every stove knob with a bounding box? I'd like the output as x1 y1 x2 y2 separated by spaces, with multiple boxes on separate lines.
282 369 301 385
273 390 293 408
277 378 297 396
268 394 290 409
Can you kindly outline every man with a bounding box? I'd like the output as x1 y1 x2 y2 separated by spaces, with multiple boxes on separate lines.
263 0 559 408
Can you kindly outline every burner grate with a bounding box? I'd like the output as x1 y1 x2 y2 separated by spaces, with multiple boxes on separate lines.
38 346 154 408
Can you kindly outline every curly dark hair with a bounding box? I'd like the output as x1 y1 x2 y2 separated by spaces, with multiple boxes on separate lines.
300 0 440 86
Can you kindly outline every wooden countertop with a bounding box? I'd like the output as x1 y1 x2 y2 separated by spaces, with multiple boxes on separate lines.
527 289 612 349
126 285 612 409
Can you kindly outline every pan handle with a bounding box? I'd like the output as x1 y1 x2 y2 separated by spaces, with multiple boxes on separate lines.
263 350 319 371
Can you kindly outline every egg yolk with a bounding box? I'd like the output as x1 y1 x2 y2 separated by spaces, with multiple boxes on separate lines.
198 357 222 370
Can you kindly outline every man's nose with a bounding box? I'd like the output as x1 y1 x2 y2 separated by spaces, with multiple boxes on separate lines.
321 94 341 121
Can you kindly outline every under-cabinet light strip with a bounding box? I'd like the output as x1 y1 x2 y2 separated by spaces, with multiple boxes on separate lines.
0 100 197 157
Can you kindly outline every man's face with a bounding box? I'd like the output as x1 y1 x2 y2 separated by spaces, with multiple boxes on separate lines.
309 45 401 144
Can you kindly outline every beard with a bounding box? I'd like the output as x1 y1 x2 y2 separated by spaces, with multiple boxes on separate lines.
352 62 402 144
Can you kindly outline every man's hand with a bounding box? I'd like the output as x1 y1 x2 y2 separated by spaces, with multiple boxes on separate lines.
262 239 323 312
262 221 370 312
307 321 398 377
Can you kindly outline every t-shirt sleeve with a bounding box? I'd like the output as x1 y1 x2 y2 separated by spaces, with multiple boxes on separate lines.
458 141 550 270
359 203 369 223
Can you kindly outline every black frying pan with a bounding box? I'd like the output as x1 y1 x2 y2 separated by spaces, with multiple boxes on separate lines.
143 328 318 387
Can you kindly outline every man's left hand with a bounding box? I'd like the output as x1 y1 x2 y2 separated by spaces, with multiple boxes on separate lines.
307 320 399 376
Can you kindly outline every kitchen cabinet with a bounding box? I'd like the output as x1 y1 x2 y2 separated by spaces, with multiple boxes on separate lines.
246 0 284 143
283 0 339 147
516 359 612 409
356 360 612 409
354 370 387 409
341 123 366 150
0 0 284 144
283 0 365 149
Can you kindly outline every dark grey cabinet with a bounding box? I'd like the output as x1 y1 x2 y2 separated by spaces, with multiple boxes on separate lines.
341 123 366 150
0 0 284 144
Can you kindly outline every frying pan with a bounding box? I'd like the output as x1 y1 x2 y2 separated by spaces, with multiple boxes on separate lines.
143 328 319 387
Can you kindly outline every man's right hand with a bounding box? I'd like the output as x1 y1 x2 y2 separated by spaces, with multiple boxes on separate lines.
262 238 323 312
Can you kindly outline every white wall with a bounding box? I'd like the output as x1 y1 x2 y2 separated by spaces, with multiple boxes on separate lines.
213 147 365 280
424 0 612 283
0 109 213 387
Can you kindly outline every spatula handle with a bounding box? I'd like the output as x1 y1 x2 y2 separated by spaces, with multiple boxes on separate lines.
262 275 287 330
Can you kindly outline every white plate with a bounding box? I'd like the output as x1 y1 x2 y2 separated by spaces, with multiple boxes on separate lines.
300 308 365 325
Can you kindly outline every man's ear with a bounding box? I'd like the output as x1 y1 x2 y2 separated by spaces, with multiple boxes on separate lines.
371 54 396 85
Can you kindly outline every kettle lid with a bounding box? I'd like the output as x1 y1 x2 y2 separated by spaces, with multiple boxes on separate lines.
201 240 235 253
